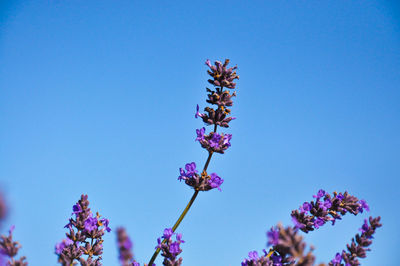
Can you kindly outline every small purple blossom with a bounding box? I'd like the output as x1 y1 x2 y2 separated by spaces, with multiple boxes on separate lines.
337 193 344 201
178 162 198 181
331 252 342 265
320 198 332 211
84 216 98 232
162 228 174 239
195 104 205 119
292 216 305 229
169 242 180 255
72 203 82 216
156 228 184 265
222 133 232 147
359 219 370 234
313 217 325 229
185 162 197 176
195 127 205 142
208 173 223 191
358 199 370 213
55 239 73 255
248 251 259 260
267 227 279 246
271 254 282 266
209 133 222 148
100 218 111 232
313 189 326 199
300 202 312 213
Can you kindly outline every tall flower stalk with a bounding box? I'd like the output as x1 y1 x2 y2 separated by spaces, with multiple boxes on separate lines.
147 59 239 266
55 195 111 266
0 226 27 266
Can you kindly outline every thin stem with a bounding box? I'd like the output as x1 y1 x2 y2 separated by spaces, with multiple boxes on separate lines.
147 148 217 266
147 90 222 265
147 190 200 265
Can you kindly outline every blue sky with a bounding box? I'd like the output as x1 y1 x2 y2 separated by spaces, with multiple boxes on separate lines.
0 1 399 265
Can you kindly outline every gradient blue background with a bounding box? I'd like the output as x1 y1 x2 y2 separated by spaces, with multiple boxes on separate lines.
0 1 399 265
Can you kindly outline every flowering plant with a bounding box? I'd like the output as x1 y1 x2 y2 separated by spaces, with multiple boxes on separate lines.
0 59 381 266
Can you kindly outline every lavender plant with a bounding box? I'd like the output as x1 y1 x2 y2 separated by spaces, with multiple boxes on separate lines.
116 227 135 266
55 194 111 266
0 59 382 265
0 226 27 266
242 190 382 266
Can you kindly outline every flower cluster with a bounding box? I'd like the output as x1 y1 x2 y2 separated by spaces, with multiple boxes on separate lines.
241 249 282 266
243 189 381 266
116 227 135 266
155 228 184 266
205 59 239 89
178 162 223 191
55 194 111 266
195 127 232 154
328 216 382 266
196 59 238 127
291 190 370 233
242 224 315 266
0 226 28 266
195 59 238 155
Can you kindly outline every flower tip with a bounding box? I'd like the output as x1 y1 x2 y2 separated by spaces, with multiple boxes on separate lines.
9 225 15 234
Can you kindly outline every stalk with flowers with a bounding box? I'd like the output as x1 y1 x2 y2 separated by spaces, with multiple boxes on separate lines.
0 60 382 266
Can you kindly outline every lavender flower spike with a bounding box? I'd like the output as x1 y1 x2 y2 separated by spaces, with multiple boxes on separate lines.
0 226 28 266
291 190 370 233
116 227 135 266
56 194 111 266
156 228 184 266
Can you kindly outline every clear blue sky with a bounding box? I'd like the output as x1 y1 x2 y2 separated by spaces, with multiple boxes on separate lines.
0 1 399 265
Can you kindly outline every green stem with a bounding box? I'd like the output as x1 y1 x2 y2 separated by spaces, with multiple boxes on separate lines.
147 99 221 266
147 152 214 266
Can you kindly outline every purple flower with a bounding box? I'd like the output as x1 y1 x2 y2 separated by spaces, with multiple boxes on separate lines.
205 59 212 68
156 228 184 265
271 254 282 266
84 216 98 232
331 252 342 264
54 239 73 255
208 173 223 191
185 162 197 176
267 227 280 246
169 242 180 255
300 202 312 213
178 168 187 181
358 199 370 213
248 251 259 260
195 104 205 119
222 134 232 147
336 193 344 201
178 162 198 181
176 233 185 243
209 133 222 148
72 203 82 216
100 218 111 232
291 216 305 229
195 127 205 142
313 217 325 229
313 189 326 199
162 228 174 239
359 219 370 234
320 198 332 211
